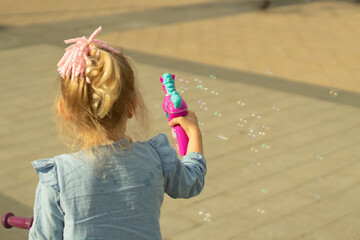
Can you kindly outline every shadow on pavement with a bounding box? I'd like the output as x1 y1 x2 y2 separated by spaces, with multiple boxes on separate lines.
125 49 360 108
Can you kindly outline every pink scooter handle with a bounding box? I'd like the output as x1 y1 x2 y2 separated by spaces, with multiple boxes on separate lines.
2 212 33 230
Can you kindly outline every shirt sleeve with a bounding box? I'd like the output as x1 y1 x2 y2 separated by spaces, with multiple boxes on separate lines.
148 134 207 199
29 159 64 240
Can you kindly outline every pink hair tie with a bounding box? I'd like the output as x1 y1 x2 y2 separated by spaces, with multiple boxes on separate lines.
57 26 120 84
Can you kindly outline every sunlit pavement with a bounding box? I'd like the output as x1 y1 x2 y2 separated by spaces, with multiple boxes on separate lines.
1 0 360 239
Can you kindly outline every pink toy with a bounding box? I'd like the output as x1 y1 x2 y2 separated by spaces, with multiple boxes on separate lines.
2 212 33 230
160 73 189 156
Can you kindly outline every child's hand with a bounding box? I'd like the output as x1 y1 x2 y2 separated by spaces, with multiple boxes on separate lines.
169 110 204 155
168 110 200 137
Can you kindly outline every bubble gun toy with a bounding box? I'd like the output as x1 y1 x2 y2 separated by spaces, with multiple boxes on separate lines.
160 73 189 156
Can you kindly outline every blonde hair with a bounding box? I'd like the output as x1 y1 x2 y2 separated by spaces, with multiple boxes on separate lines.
54 46 149 156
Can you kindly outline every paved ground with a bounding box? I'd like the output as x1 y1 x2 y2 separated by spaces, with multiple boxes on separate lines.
1 0 360 239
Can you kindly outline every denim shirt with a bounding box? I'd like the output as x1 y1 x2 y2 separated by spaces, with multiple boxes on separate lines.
28 134 206 240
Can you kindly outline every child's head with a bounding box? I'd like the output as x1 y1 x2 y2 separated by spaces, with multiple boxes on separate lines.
55 27 148 151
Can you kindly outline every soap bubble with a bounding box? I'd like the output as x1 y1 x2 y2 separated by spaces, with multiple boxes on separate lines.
248 124 269 138
237 100 246 106
257 209 266 214
316 155 323 160
198 209 212 222
272 106 280 111
238 118 248 127
248 131 256 138
329 89 338 98
176 84 188 94
203 213 212 222
261 144 270 149
316 177 324 182
312 230 319 236
210 74 216 79
251 112 262 119
309 193 321 200
210 90 220 95
214 112 222 117
314 194 321 200
250 147 259 153
197 100 207 111
260 188 269 194
251 161 261 168
218 134 228 141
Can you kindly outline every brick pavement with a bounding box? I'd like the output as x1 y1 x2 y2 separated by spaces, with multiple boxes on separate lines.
1 0 360 239
101 1 360 93
0 0 220 26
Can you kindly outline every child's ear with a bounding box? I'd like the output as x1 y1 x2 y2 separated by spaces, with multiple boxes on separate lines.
58 98 72 122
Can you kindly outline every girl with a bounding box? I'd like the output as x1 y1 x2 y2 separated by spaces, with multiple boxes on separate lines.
29 27 206 240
